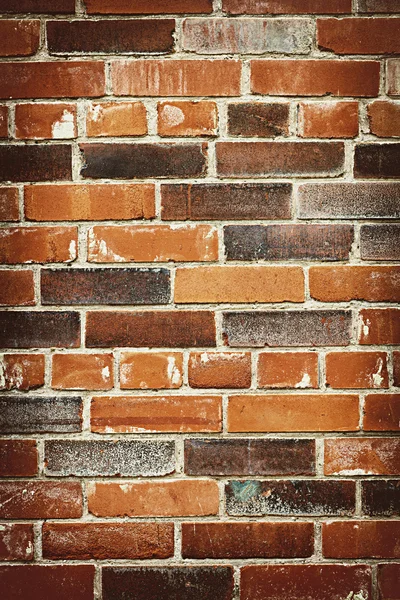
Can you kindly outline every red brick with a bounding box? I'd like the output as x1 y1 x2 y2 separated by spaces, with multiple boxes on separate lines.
299 102 358 138
0 0 75 12
0 188 18 221
0 311 81 349
0 227 77 264
364 394 400 432
88 480 219 517
52 353 113 390
0 566 94 600
326 352 388 389
377 564 400 600
0 20 40 57
0 271 35 306
0 145 72 182
158 101 217 137
189 352 251 388
387 59 400 96
310 266 400 302
359 308 400 345
323 521 400 558
0 524 34 561
86 0 213 13
120 352 183 389
0 440 38 477
0 354 44 391
318 18 400 54
251 59 380 97
15 103 77 140
394 352 400 386
0 482 82 519
368 101 400 137
86 102 147 137
91 395 221 433
324 438 400 475
0 106 8 138
112 59 241 96
227 102 290 137
258 352 318 389
223 0 352 13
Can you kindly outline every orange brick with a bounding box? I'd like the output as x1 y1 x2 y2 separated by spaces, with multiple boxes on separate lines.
359 309 400 345
258 352 318 389
317 17 400 55
0 106 8 138
15 103 77 140
0 227 77 264
325 352 389 389
368 101 400 138
120 352 183 389
0 271 35 306
0 20 40 57
174 266 304 303
86 102 147 137
0 354 44 391
189 352 251 389
228 395 360 432
299 102 358 138
0 440 38 477
158 101 217 137
87 480 219 517
0 188 19 221
323 521 400 559
364 394 400 432
309 266 400 302
88 225 218 262
324 438 400 475
52 353 113 391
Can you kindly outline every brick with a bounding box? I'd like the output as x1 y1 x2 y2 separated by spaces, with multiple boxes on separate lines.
182 18 313 54
0 354 45 391
0 106 7 138
0 271 35 306
326 352 388 390
377 564 400 600
258 352 318 389
182 522 313 558
0 440 38 477
0 311 80 349
112 59 241 96
88 225 218 262
80 143 207 179
395 354 400 386
364 394 400 432
15 103 77 140
185 438 315 476
120 352 183 389
310 266 400 302
325 438 400 476
42 523 174 560
223 0 352 13
318 18 400 55
0 62 105 99
251 59 380 96
158 101 217 137
86 0 213 13
359 308 400 345
361 224 400 260
0 0 75 12
0 188 18 221
228 394 359 432
0 524 34 561
226 480 355 516
387 59 400 96
222 310 352 347
91 395 221 433
175 266 305 303
241 565 372 600
355 144 400 178
224 224 353 261
161 182 292 221
25 183 155 221
102 567 233 600
0 227 77 264
299 101 358 138
86 102 147 137
0 566 94 600
51 353 114 390
368 101 400 138
227 102 290 137
47 19 175 54
44 440 175 477
362 480 400 516
189 352 251 389
0 396 82 433
88 480 219 517
323 521 400 558
0 481 82 519
359 0 400 11
41 268 170 305
0 20 40 57
0 145 72 182
216 141 344 177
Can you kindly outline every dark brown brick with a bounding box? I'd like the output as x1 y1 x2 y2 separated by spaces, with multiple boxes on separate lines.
0 396 82 433
0 566 94 600
362 480 400 516
377 564 400 600
395 355 400 387
41 268 171 305
47 19 175 54
323 521 400 558
359 0 400 11
182 522 313 558
355 144 400 179
102 567 234 600
0 311 80 348
0 440 38 477
0 0 75 12
86 311 216 347
0 145 71 182
222 310 352 347
161 182 292 220
0 524 34 561
0 481 82 519
80 143 207 179
360 224 400 261
227 103 290 137
226 480 355 516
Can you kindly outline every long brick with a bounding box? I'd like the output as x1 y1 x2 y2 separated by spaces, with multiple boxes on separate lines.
325 352 388 389
0 0 75 12
227 102 290 137
324 438 400 476
0 20 40 57
0 227 77 264
0 566 94 600
359 0 400 11
360 224 400 260
310 266 400 302
223 0 352 13
362 480 400 516
0 440 38 477
0 354 45 391
0 145 72 182
15 103 77 140
359 308 400 345
0 481 82 519
51 353 113 390
368 101 400 137
364 393 400 432
0 396 82 433
0 188 19 222
0 311 80 349
0 524 34 561
355 144 400 178
86 0 213 13
0 271 35 306
120 352 183 389
258 352 319 389
318 18 400 54
188 352 251 388
377 564 400 600
323 521 400 558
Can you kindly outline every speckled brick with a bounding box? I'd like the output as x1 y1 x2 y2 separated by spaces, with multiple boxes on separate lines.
0 396 82 433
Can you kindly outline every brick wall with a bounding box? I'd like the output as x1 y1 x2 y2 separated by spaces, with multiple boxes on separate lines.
0 0 399 598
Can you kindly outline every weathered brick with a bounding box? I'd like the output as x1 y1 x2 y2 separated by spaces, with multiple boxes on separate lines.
368 101 400 138
0 481 82 519
86 102 147 137
325 438 400 475
258 352 318 388
182 522 313 558
359 308 400 345
0 188 19 221
0 311 80 349
86 0 213 13
0 0 75 12
0 227 77 264
0 145 72 182
299 101 358 138
377 564 400 600
310 266 400 302
0 440 38 477
91 395 221 433
175 266 304 303
0 20 40 57
189 352 251 388
0 524 34 561
355 143 400 178
86 311 216 348
0 566 94 600
222 310 352 347
361 224 400 261
228 394 359 432
326 352 388 389
394 353 400 386
364 393 400 432
158 101 217 137
120 352 183 389
318 18 400 54
0 354 44 391
88 480 219 517
51 353 113 390
45 440 175 477
323 521 400 558
226 480 355 516
47 19 175 53
251 60 380 96
227 102 290 137
362 480 400 516
0 106 7 138
161 182 292 221
25 183 155 221
216 141 344 177
112 59 241 96
0 396 82 433
0 271 35 306
42 523 174 560
359 0 400 11
15 103 77 140
387 59 400 96
223 0 352 14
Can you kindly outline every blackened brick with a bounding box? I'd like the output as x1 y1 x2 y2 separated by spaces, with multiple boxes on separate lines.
227 103 290 137
0 311 80 348
355 144 400 179
0 145 71 182
362 480 400 516
360 224 400 261
0 396 82 433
